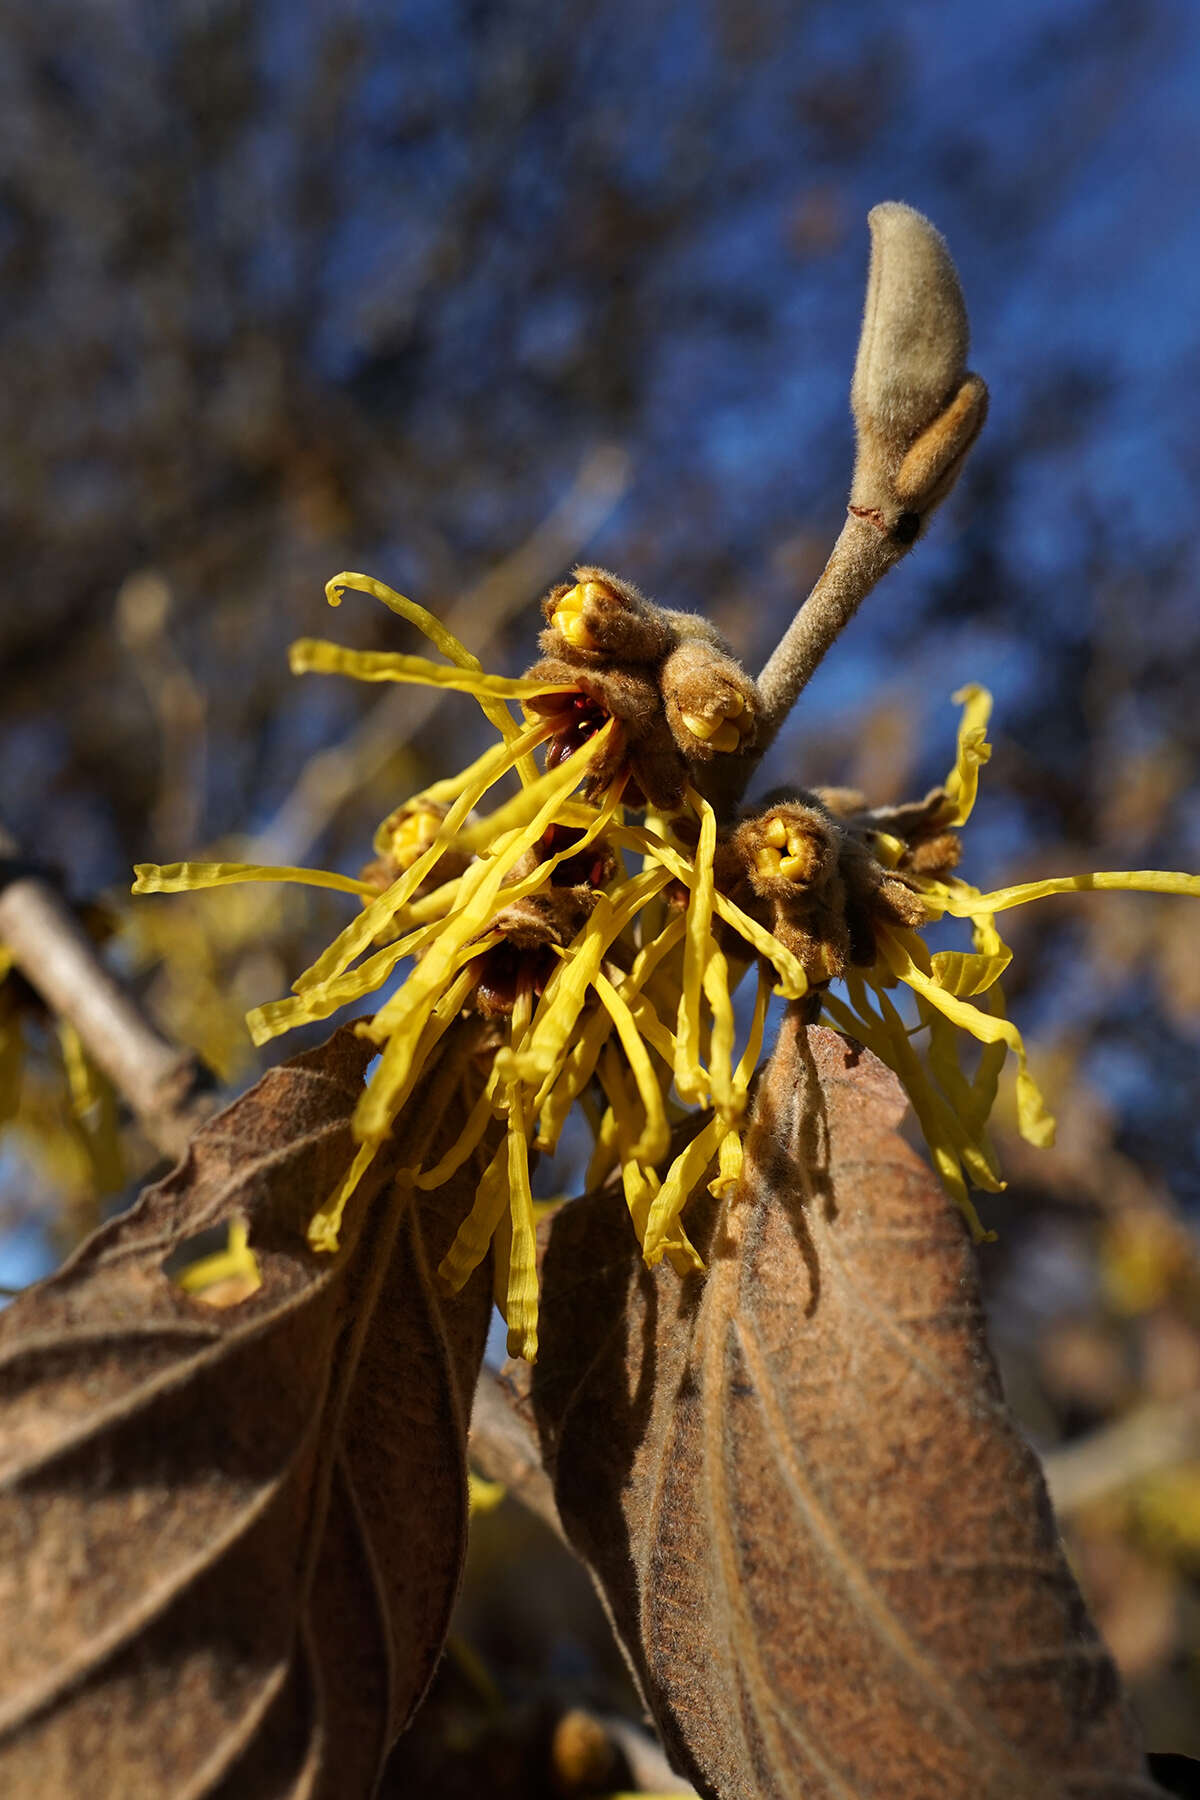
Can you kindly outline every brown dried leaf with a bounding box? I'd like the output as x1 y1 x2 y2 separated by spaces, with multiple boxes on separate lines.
0 1021 495 1800
531 1016 1164 1800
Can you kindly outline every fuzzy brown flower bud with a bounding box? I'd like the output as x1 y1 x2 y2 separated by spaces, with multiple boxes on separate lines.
527 573 760 811
849 202 988 540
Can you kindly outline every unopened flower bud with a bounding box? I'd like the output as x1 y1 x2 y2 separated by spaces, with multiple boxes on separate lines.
849 202 987 538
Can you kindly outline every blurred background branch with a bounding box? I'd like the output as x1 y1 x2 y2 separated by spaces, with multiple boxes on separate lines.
0 823 214 1160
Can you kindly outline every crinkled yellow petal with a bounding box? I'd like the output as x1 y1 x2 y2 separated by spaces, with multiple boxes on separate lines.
930 868 1200 919
132 861 375 898
585 1099 621 1191
942 684 993 826
870 981 1003 1229
508 865 670 1090
710 1127 744 1199
702 946 737 1121
926 902 1012 1159
734 962 771 1110
456 783 567 854
482 982 540 1359
440 1134 512 1292
623 1160 662 1241
323 570 541 779
879 930 1055 1150
361 729 615 1116
533 1005 612 1153
869 831 907 869
385 746 585 854
414 1066 502 1191
325 571 479 666
828 981 995 1243
592 969 669 1164
355 960 481 1148
968 981 1012 1125
620 986 678 1072
662 1234 705 1276
491 1204 513 1315
499 1087 539 1362
612 824 808 999
290 638 575 702
529 912 680 1156
246 918 443 1046
675 791 717 1106
295 722 547 997
595 1044 660 1237
176 1219 263 1298
917 1000 1006 1193
929 946 1012 998
970 909 1006 959
390 877 465 928
626 909 687 991
596 1041 641 1161
308 1140 381 1253
497 902 617 1092
641 1115 725 1269
467 1472 506 1515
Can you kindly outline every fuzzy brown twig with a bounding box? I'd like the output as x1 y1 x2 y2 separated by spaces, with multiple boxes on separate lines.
756 203 987 756
0 824 215 1161
755 510 907 754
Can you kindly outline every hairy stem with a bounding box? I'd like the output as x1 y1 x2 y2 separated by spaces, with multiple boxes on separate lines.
754 511 907 757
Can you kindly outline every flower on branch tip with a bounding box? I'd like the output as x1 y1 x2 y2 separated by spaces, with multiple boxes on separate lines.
133 571 787 1359
721 685 1200 1243
132 574 1200 1354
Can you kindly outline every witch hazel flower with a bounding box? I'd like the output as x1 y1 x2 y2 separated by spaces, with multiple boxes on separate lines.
133 206 1200 1358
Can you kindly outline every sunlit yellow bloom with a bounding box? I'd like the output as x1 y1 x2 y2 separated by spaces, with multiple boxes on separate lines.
819 685 1200 1240
134 575 1200 1351
135 573 782 1358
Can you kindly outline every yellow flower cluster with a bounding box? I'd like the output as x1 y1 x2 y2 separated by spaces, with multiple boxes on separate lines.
821 686 1199 1239
135 575 800 1356
134 574 1200 1357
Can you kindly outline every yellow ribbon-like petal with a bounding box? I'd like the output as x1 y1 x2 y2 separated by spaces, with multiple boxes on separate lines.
356 729 615 1142
246 918 442 1046
592 968 670 1164
934 868 1200 918
293 722 547 997
942 684 993 826
641 1114 725 1269
290 638 575 701
928 946 1012 998
132 861 375 898
612 823 808 1000
879 929 1055 1149
323 570 556 779
674 789 718 1107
